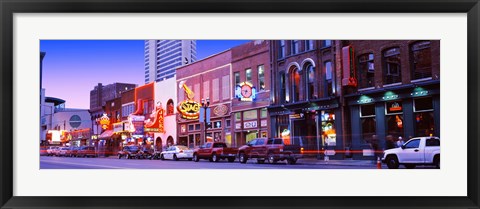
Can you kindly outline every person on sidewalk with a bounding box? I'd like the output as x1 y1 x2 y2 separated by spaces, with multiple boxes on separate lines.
396 136 404 148
371 135 380 160
385 135 396 150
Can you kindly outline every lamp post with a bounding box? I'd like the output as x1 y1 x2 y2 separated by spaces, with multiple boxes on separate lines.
200 97 211 144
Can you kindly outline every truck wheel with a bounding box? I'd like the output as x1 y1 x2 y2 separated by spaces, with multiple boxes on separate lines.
386 155 399 169
287 157 297 165
268 153 277 164
405 164 416 169
118 154 122 159
434 155 440 169
193 153 199 162
212 153 219 162
173 154 178 161
160 154 165 160
228 157 235 162
257 159 265 164
239 153 247 164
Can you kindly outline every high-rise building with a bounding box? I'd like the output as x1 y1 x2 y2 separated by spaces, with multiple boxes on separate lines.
144 40 197 84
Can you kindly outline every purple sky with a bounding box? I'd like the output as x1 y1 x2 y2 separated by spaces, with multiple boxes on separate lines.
40 40 250 109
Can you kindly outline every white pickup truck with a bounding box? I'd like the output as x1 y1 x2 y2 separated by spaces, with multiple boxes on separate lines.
382 136 440 169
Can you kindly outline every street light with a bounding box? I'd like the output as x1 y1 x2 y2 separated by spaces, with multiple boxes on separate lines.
200 97 210 144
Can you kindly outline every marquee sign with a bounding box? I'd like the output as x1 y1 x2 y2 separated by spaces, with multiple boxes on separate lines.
177 81 201 119
98 113 110 130
144 102 166 133
235 82 256 102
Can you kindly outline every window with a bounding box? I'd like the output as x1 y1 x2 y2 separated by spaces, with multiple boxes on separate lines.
213 143 226 148
324 61 334 96
291 68 301 102
357 53 375 88
291 40 299 54
166 99 174 115
411 41 432 80
322 40 332 47
426 138 440 146
383 47 402 84
195 124 201 130
278 40 285 58
246 68 252 84
414 97 434 136
258 65 265 91
307 65 315 99
213 121 222 129
404 139 420 149
234 72 240 87
235 112 241 121
222 75 230 100
188 124 194 131
360 104 376 144
212 78 220 102
205 143 212 148
243 110 257 120
226 119 231 127
261 108 268 118
203 81 210 100
305 40 314 51
385 101 404 139
280 72 286 102
321 110 336 146
256 138 265 145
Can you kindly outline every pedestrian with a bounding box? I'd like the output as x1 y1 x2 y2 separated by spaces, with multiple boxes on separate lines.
396 136 404 148
385 135 396 150
371 135 380 159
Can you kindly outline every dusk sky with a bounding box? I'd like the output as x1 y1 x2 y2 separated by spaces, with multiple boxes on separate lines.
40 40 250 109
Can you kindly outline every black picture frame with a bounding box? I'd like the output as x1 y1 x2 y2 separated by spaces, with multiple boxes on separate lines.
1 0 479 208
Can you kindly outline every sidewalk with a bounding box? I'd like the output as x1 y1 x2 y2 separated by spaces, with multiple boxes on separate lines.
298 158 377 167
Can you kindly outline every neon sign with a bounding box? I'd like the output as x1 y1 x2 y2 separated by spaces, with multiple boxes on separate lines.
235 81 256 101
98 113 110 130
177 81 201 119
144 102 166 133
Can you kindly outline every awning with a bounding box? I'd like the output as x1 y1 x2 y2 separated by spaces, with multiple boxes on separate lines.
98 130 114 139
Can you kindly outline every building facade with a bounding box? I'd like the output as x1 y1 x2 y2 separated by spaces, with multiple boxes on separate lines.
268 40 343 158
153 76 178 151
176 50 232 148
343 40 440 159
144 40 197 84
230 40 271 147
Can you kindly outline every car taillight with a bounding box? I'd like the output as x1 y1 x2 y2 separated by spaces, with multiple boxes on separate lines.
301 147 304 154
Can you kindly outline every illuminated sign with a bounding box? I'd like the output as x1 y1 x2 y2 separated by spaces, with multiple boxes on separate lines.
235 82 256 102
98 113 110 130
144 102 166 133
177 81 201 119
213 104 228 117
113 122 125 132
341 46 357 87
243 121 258 129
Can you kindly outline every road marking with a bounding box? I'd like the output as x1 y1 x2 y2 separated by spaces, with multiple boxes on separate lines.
40 160 129 169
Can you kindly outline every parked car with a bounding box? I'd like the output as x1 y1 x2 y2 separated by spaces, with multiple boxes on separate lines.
46 146 59 156
160 145 193 161
57 147 70 157
66 146 80 157
118 145 141 159
40 147 48 156
192 142 238 162
382 136 440 169
77 146 97 158
237 138 303 164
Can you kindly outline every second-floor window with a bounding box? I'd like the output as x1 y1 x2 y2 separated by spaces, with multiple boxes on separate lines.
307 64 316 99
246 68 252 84
291 68 301 102
325 61 334 96
234 72 240 87
357 53 375 89
280 72 286 103
258 65 265 91
166 99 174 115
383 47 402 84
305 40 314 51
411 41 432 80
322 40 332 48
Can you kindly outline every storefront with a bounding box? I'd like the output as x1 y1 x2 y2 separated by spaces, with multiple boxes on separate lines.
69 128 91 147
232 108 268 147
268 98 343 158
346 81 440 160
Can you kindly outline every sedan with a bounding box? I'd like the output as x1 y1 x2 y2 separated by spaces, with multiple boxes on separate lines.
57 147 70 157
160 145 193 161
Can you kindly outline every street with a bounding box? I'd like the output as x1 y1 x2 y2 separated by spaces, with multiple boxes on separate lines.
40 156 437 169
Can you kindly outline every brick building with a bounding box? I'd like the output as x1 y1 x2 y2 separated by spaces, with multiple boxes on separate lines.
231 40 271 146
343 40 440 159
176 50 232 148
268 40 440 160
268 40 342 158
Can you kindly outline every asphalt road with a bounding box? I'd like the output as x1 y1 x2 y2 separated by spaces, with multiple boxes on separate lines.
40 156 380 169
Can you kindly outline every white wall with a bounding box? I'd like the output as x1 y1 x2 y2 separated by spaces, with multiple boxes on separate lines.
154 77 177 146
52 110 92 131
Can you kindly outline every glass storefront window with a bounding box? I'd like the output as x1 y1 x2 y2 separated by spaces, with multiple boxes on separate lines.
360 104 376 144
243 110 258 120
414 97 434 136
261 108 268 118
246 131 258 144
235 112 241 121
321 111 336 146
386 101 404 140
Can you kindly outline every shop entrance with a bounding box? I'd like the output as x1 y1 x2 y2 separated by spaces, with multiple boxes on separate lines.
166 136 174 146
178 136 188 146
155 137 162 151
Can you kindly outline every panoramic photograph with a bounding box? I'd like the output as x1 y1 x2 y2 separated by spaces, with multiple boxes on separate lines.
39 40 440 169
